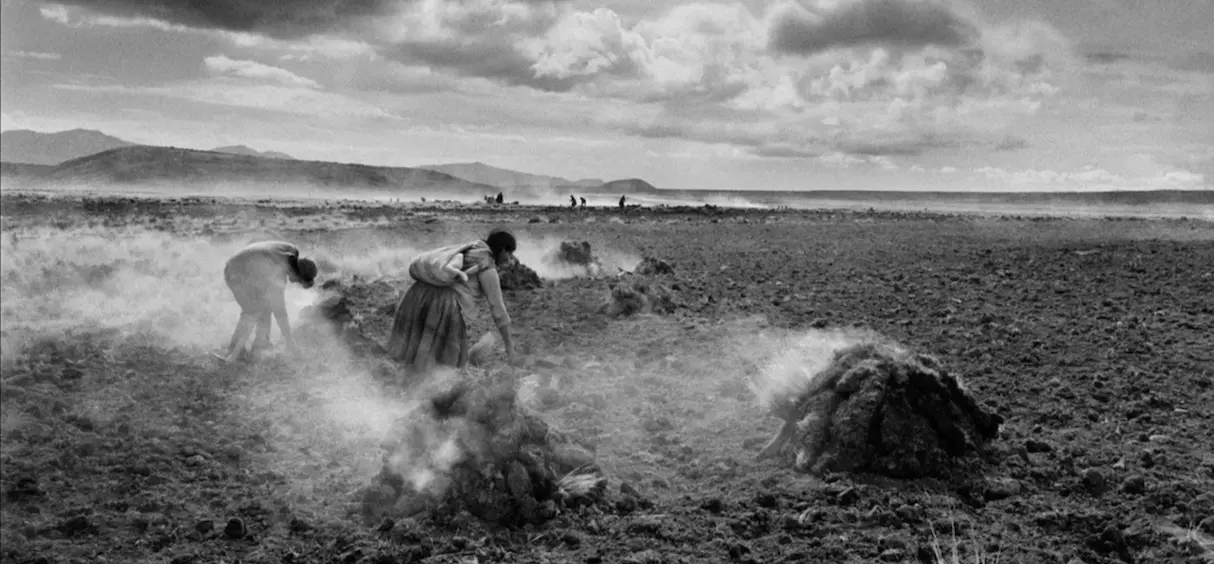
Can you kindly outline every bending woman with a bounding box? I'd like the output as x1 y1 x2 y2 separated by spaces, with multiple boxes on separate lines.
387 228 520 375
220 240 318 363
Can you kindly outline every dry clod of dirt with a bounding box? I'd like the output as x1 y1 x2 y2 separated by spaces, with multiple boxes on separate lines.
368 370 605 527
754 338 1004 480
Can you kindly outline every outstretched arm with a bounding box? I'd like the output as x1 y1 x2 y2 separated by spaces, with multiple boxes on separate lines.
477 267 518 364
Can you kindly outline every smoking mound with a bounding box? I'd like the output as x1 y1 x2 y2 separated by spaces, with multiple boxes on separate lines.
598 270 681 319
363 372 605 527
497 258 543 291
543 240 604 276
751 335 1003 479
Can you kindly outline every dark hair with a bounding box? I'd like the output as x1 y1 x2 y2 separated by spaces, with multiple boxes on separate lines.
485 229 517 259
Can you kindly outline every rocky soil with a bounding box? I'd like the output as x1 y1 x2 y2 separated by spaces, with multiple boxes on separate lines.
1 193 1212 564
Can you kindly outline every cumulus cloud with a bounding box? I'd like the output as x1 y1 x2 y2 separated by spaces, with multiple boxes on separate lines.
33 0 1083 161
204 55 320 88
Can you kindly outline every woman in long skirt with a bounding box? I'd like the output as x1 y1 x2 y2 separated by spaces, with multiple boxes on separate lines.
387 229 520 375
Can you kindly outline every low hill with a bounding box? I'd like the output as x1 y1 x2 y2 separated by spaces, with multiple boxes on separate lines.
212 145 294 160
0 129 135 165
423 161 603 192
1 145 500 197
599 178 660 195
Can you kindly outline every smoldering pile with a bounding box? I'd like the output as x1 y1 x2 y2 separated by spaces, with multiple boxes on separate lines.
361 370 607 527
598 257 680 319
543 240 604 277
497 258 543 291
751 332 1003 479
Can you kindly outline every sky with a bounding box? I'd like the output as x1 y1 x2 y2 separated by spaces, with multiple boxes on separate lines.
1 0 1212 192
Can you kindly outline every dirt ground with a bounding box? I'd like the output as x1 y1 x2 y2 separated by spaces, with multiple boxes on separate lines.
1 193 1212 564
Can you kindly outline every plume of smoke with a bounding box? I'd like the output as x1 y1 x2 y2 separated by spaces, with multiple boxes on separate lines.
745 326 895 414
0 225 311 361
515 235 644 280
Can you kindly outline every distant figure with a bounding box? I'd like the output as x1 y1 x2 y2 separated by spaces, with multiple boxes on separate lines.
387 229 521 375
580 197 587 210
618 195 626 209
219 241 318 363
496 192 504 204
570 195 577 209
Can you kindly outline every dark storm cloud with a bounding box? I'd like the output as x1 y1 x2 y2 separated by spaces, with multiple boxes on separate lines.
769 0 979 56
1085 51 1131 65
43 0 397 38
390 39 578 92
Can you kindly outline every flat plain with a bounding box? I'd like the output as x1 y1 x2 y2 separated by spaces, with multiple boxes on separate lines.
1 192 1212 564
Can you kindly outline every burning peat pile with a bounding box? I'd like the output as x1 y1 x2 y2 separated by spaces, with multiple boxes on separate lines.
498 258 542 291
543 240 604 277
751 333 1003 480
599 257 680 318
363 370 606 527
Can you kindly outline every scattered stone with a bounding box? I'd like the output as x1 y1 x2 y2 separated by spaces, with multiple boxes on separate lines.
194 520 214 535
1024 439 1053 453
1082 468 1108 494
1121 475 1147 495
985 477 1023 501
701 498 725 513
223 518 246 539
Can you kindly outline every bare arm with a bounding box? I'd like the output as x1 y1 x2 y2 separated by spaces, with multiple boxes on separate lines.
476 267 516 361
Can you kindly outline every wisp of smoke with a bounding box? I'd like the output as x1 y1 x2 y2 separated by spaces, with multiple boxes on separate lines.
515 235 643 280
0 225 323 362
746 327 895 414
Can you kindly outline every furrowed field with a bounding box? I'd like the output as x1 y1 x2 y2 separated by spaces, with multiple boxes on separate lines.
1 192 1212 564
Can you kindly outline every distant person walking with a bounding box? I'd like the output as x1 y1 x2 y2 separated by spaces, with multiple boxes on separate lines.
579 197 587 210
219 240 318 363
618 195 626 209
570 195 578 209
387 228 521 376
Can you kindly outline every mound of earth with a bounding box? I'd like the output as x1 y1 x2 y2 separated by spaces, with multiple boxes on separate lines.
498 259 543 290
598 273 681 318
363 371 606 527
543 240 604 276
633 256 674 276
753 338 1003 480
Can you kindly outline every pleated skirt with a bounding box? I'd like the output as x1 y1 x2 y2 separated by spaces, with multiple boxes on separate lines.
386 281 469 373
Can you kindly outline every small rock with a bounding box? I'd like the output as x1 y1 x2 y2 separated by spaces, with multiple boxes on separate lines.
1024 439 1053 453
1081 468 1107 494
223 518 246 539
701 498 724 513
879 548 905 562
194 520 214 535
1199 516 1214 535
620 482 640 497
754 493 778 509
985 477 1022 501
1121 475 1147 495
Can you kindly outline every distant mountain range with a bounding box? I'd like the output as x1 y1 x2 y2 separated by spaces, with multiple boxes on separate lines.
0 129 297 165
0 128 656 197
421 161 604 193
